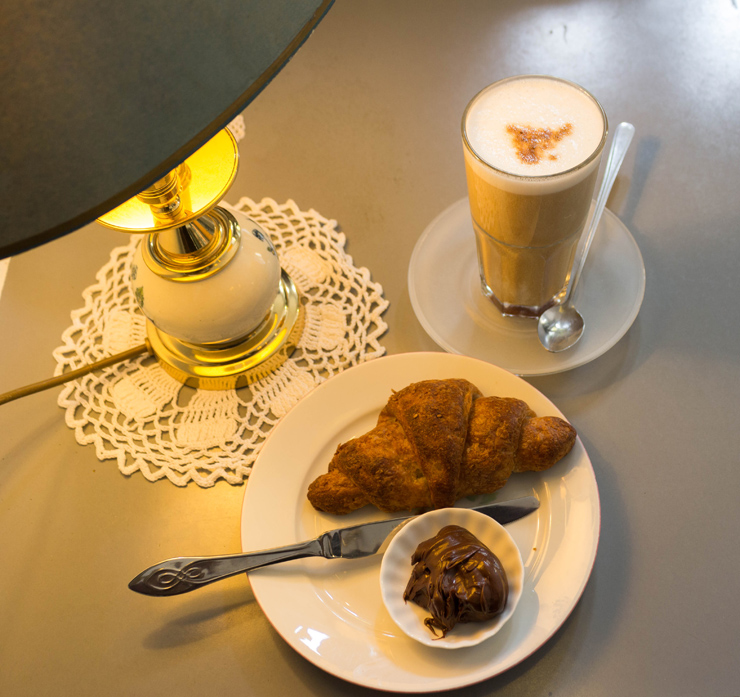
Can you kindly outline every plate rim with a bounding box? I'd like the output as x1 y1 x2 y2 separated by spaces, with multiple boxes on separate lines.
241 352 601 692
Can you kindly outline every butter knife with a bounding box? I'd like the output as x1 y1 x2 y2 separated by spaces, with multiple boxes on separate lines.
129 496 539 596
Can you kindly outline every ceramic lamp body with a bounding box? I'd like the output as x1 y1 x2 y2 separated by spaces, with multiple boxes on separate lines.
131 208 281 345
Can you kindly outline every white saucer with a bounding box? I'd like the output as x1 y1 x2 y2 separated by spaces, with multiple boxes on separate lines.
408 198 646 376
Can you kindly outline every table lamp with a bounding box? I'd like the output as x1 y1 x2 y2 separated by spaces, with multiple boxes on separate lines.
0 0 334 401
95 127 303 389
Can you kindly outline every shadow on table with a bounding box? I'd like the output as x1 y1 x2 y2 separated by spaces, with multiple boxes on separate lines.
615 135 659 233
142 582 256 650
528 314 644 404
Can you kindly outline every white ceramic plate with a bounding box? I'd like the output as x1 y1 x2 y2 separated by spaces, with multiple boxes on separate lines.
408 198 646 376
241 352 601 692
380 508 524 649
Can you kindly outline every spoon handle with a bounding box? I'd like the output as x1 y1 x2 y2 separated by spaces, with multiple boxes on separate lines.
564 122 635 302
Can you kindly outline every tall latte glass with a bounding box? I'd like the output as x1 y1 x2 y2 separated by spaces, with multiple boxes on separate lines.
462 75 607 317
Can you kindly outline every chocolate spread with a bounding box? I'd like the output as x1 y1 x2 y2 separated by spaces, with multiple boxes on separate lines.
403 524 508 638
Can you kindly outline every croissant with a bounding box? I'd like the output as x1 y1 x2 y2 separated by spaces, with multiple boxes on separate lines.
307 378 576 514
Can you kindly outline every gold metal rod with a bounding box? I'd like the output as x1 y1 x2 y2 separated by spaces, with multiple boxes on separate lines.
0 342 151 406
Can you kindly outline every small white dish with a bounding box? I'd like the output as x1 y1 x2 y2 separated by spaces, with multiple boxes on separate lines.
379 508 524 649
408 197 646 376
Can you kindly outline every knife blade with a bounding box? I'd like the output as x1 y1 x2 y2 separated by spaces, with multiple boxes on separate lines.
128 495 539 597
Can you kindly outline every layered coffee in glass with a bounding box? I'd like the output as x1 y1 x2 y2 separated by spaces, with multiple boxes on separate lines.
462 75 607 317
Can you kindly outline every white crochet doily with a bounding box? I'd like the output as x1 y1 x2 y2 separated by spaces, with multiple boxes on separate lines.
53 197 389 487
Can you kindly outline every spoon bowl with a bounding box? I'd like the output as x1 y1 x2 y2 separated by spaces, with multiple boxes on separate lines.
537 302 586 352
538 122 635 352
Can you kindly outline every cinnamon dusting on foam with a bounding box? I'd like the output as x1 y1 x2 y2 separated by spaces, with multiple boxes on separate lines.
506 123 573 165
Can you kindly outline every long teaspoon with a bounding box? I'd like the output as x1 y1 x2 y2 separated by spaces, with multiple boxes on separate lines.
537 122 635 352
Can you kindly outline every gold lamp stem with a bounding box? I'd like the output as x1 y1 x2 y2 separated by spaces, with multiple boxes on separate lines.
136 167 188 222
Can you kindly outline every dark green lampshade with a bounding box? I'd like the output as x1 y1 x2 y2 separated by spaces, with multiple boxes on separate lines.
0 0 333 258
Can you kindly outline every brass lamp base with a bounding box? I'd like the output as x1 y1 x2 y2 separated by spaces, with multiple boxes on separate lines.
147 269 304 390
96 128 307 389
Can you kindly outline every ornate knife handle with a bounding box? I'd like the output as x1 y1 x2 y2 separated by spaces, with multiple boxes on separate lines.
128 538 324 596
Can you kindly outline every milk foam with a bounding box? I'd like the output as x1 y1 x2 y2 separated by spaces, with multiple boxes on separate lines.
463 77 606 194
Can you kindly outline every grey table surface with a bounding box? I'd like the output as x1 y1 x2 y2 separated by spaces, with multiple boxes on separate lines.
1 1 738 695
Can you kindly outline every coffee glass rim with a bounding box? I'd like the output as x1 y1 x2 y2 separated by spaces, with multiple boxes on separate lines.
461 74 609 183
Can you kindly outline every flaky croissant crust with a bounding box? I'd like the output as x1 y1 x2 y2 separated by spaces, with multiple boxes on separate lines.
307 378 576 514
